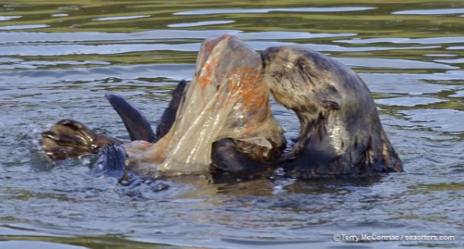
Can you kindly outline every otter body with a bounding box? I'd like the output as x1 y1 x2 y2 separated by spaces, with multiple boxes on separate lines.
262 46 403 176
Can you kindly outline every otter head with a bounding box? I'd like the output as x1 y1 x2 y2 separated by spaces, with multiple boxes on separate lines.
262 46 342 134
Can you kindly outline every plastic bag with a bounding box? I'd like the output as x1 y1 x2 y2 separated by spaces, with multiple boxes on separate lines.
126 35 285 175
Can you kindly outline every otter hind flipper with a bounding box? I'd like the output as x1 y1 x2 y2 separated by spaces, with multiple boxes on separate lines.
211 138 271 175
91 144 127 180
106 94 156 143
91 145 171 193
156 80 188 139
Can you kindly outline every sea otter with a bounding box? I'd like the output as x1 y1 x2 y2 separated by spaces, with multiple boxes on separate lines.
42 37 403 179
41 35 286 177
261 46 403 177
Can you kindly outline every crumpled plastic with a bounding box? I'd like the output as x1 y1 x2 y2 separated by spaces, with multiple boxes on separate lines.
126 35 285 175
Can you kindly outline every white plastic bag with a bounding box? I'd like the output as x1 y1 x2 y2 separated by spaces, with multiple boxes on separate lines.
126 35 285 175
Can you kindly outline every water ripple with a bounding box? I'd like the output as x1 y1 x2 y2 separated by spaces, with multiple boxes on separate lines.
393 8 464 15
0 30 357 44
51 13 69 17
399 109 464 133
174 7 376 15
93 15 151 21
450 91 464 98
376 97 446 107
0 16 21 21
338 58 456 70
0 30 240 44
0 43 202 56
0 24 49 30
0 64 195 83
434 58 464 64
168 20 235 28
0 241 88 249
237 31 356 40
336 37 464 45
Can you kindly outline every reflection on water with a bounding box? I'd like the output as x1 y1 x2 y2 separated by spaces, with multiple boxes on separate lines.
1 0 464 248
393 8 464 15
173 6 376 15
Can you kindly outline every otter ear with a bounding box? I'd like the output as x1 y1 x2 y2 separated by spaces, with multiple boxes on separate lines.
321 99 340 110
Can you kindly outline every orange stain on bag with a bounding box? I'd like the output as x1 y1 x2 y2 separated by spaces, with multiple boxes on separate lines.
234 67 273 133
197 56 218 92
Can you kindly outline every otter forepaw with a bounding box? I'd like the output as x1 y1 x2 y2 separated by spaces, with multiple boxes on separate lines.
211 138 272 175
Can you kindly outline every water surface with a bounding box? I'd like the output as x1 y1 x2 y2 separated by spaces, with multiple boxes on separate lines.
1 0 464 248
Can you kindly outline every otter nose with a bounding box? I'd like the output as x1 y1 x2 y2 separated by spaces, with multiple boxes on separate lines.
261 46 281 65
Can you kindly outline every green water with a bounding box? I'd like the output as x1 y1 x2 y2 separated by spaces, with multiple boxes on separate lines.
1 0 464 248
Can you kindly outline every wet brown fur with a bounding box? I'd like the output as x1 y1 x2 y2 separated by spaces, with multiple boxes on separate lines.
41 119 120 160
262 46 403 176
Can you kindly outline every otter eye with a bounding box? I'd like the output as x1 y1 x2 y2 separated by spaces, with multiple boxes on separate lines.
295 58 307 70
